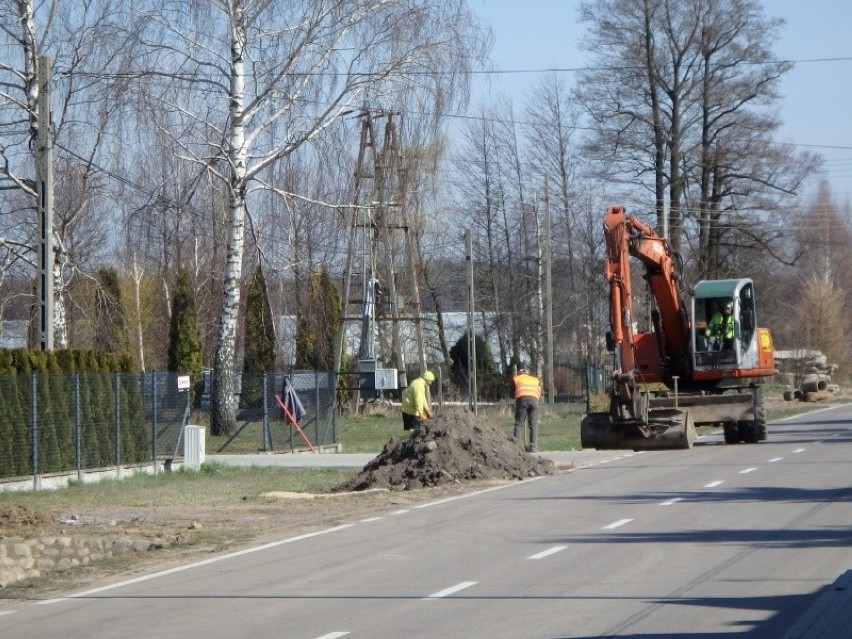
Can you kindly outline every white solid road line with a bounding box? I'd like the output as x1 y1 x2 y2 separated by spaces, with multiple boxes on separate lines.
424 581 478 600
36 524 355 605
603 519 633 530
529 545 567 559
412 480 534 509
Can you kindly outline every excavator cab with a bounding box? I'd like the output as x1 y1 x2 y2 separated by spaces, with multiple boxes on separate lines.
691 278 762 372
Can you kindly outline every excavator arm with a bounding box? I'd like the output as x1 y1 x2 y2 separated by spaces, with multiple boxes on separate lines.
603 205 690 383
582 205 697 450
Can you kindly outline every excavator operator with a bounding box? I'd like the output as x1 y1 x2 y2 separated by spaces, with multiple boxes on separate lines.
706 300 735 350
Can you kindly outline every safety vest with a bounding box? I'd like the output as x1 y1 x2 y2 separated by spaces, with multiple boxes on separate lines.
707 313 734 340
513 373 541 400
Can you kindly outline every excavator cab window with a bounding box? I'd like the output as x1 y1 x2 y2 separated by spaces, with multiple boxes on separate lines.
694 300 711 352
697 298 736 354
739 284 756 348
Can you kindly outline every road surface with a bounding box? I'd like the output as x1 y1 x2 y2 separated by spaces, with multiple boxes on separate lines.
1 404 850 638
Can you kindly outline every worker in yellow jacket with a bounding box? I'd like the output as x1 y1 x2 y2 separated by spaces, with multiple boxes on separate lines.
512 368 542 452
401 370 435 431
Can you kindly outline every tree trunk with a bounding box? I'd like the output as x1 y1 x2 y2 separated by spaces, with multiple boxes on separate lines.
211 8 248 436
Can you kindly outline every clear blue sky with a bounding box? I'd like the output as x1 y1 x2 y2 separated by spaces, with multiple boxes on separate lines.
470 0 852 207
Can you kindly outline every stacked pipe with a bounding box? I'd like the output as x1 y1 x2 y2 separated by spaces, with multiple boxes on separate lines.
784 373 834 402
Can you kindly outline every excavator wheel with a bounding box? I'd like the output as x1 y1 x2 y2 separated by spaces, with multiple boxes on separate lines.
723 421 740 444
757 416 768 441
754 388 768 441
737 420 759 444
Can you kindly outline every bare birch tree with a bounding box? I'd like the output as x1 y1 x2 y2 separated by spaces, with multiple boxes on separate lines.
128 0 486 434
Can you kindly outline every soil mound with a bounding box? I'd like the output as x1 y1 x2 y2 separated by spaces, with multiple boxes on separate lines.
334 406 556 492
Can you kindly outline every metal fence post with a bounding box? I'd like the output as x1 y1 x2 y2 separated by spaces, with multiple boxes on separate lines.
315 368 320 447
262 372 270 452
332 372 337 444
114 371 122 478
31 373 40 491
75 372 83 484
151 371 158 474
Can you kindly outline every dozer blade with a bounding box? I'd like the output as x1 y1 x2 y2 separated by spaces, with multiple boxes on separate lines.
581 409 696 451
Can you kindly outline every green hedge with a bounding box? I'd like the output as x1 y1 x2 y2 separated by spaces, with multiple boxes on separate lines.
0 349 149 479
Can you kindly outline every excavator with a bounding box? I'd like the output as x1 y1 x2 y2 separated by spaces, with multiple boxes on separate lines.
581 205 776 451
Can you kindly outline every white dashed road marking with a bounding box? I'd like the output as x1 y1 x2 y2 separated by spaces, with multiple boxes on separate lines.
424 581 477 600
769 457 783 463
660 498 683 506
603 519 633 530
315 633 350 639
793 448 806 454
529 546 567 560
739 468 757 474
704 481 724 488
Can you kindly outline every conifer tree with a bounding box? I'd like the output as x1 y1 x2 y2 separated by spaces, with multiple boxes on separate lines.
95 267 130 353
241 265 277 408
167 268 202 405
295 269 341 370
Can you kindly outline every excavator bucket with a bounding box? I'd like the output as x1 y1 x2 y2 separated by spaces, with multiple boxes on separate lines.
581 409 696 451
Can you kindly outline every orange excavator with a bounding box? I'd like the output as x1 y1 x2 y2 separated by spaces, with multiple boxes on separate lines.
581 205 776 450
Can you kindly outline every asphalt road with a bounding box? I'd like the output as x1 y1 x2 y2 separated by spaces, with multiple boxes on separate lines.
2 404 851 638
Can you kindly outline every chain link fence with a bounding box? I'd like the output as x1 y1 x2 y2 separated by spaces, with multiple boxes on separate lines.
210 370 338 454
0 370 339 484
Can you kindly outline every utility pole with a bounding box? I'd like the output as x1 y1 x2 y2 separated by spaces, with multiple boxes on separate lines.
544 181 555 404
405 223 427 370
372 112 407 389
465 228 477 413
533 194 544 379
334 111 370 382
36 56 54 351
336 108 426 397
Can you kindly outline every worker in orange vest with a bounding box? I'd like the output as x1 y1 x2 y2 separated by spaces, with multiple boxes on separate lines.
512 368 542 452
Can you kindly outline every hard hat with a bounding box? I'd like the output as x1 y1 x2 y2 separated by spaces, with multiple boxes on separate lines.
422 371 435 382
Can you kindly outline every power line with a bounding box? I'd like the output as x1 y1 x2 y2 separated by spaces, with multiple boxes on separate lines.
73 55 852 80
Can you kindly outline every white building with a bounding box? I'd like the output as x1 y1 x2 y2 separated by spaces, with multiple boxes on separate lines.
277 312 510 369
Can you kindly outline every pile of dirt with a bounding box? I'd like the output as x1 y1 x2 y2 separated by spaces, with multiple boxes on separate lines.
334 406 556 492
